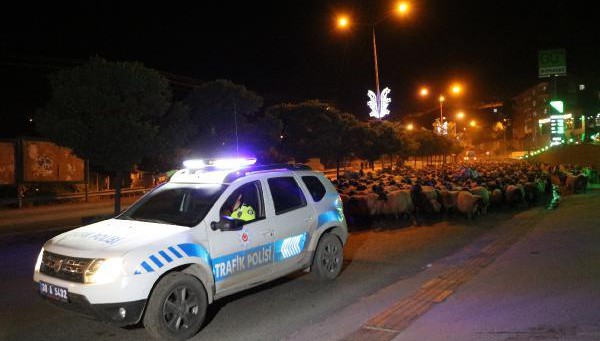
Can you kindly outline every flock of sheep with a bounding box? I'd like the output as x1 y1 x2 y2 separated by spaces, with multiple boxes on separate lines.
333 161 589 224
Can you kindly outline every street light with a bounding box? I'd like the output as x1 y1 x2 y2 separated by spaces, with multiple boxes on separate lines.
454 111 465 136
396 2 410 15
469 119 477 127
438 95 445 124
337 15 350 29
418 84 464 130
451 83 462 95
335 3 412 119
406 123 414 131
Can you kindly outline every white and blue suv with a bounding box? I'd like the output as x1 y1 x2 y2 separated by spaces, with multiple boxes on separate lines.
33 158 347 340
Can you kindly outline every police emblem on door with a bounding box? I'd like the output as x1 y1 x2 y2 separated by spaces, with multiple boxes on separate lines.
239 229 250 248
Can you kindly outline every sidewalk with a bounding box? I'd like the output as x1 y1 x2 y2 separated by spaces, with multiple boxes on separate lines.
393 189 600 341
0 196 140 235
286 189 600 341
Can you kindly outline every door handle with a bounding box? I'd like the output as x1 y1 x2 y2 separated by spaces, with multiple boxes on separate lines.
261 229 274 237
304 217 313 222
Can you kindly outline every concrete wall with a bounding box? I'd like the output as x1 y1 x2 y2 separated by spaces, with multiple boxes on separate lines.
530 144 600 171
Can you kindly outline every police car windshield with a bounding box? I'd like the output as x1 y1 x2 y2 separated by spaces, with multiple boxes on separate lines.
118 183 226 227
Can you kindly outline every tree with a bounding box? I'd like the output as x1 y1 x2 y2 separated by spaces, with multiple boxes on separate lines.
354 123 379 169
36 57 184 214
139 101 197 172
242 112 285 164
318 111 361 178
185 79 263 157
264 101 360 176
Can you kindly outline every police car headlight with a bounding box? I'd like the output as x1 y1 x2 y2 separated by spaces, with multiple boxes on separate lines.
34 248 44 272
85 258 123 284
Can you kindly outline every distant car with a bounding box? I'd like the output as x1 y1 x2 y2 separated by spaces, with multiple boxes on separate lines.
33 158 348 341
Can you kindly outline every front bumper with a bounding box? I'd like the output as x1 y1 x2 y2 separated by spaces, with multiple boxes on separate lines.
35 282 146 326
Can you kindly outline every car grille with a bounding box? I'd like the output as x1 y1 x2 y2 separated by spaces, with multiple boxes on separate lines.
39 251 94 283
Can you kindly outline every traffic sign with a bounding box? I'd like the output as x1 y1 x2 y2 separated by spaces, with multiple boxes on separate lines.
539 49 566 78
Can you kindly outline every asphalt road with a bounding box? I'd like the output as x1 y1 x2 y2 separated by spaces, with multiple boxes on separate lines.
0 207 552 341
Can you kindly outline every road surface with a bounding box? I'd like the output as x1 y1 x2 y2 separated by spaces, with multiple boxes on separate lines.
1 190 598 341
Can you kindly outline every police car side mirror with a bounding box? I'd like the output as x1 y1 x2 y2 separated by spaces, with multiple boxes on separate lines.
211 216 244 231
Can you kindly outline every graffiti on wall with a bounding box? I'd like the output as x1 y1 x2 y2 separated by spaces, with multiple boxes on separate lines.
0 142 16 185
23 140 84 182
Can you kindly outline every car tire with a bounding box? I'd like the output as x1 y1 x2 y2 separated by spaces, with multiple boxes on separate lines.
311 233 343 281
144 272 208 341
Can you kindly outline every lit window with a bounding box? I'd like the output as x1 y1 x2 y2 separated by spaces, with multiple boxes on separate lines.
579 84 585 91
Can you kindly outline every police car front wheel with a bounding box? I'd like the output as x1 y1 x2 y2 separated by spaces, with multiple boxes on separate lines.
311 233 343 281
144 272 208 341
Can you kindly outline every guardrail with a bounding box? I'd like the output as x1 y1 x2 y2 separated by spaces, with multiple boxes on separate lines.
0 187 151 206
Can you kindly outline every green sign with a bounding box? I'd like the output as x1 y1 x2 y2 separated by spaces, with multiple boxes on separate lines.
539 49 566 77
550 100 564 114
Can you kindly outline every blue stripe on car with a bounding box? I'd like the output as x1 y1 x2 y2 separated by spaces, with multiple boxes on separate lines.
141 261 154 272
159 250 173 263
177 243 211 266
149 255 164 268
168 246 183 258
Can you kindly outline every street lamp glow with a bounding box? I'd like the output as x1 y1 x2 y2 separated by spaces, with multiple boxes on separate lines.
451 84 462 95
469 120 476 127
456 111 465 120
419 87 429 97
337 15 350 29
396 1 410 15
406 123 414 130
439 95 445 102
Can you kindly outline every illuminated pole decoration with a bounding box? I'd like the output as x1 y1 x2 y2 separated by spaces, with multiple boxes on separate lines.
367 87 391 118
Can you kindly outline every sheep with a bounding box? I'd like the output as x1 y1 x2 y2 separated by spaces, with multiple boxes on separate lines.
469 186 490 214
490 188 503 207
457 191 483 220
505 185 524 207
523 181 539 207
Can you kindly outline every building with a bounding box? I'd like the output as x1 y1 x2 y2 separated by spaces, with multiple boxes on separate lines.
512 76 589 152
512 83 549 151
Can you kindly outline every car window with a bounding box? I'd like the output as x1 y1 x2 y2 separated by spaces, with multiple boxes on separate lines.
267 177 307 215
301 175 327 202
219 181 264 223
119 183 225 227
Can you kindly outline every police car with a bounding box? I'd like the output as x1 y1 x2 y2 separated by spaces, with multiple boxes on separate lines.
33 158 347 340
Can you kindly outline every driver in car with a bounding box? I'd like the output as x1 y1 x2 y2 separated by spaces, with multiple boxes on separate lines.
228 193 256 222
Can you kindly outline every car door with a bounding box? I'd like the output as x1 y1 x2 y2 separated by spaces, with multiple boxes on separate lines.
266 175 316 275
207 179 274 294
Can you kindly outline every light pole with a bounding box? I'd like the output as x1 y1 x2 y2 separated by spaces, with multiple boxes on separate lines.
336 2 411 119
372 28 381 103
455 111 466 136
439 95 445 124
418 83 464 134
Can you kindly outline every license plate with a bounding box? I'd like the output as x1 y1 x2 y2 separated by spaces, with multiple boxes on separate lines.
39 281 69 302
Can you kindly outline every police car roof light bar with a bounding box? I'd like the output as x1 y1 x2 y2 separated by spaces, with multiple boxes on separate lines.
182 159 207 169
183 158 257 170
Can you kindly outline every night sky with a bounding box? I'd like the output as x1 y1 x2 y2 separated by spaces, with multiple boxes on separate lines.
1 0 598 137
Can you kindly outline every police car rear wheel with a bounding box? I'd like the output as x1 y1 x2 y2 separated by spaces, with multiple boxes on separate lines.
144 272 207 341
311 233 343 281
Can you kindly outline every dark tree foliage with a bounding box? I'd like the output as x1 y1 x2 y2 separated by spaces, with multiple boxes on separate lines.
264 100 360 176
139 101 196 172
36 57 190 214
185 79 263 157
